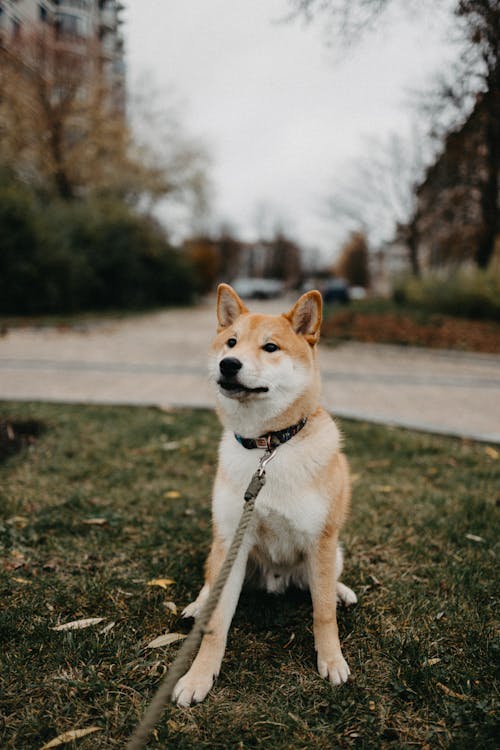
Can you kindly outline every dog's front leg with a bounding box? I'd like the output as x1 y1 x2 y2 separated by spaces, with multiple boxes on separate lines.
308 532 351 686
173 534 250 707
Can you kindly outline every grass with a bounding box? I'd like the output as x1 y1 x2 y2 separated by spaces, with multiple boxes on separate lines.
0 402 498 749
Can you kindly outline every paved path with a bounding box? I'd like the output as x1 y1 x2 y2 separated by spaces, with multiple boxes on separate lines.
1 297 499 443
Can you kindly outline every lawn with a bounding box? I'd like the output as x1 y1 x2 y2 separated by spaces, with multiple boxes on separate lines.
0 403 498 749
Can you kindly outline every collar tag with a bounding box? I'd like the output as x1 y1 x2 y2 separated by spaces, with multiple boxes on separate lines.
255 436 269 449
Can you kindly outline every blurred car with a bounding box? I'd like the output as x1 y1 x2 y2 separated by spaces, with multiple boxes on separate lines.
232 278 284 300
322 279 350 305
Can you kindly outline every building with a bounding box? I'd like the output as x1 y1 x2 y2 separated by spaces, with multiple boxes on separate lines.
0 0 125 111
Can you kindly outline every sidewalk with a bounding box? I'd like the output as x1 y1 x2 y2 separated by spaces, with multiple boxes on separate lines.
1 298 499 443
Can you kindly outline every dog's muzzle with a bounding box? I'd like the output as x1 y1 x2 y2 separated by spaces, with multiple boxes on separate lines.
217 357 268 397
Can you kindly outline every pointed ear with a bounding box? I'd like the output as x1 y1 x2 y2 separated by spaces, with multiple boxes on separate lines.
216 283 249 330
283 290 322 345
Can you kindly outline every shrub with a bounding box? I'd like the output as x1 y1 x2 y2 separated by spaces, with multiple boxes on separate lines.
0 182 196 314
393 269 500 321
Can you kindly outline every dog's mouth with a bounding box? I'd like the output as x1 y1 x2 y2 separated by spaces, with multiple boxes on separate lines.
217 379 269 398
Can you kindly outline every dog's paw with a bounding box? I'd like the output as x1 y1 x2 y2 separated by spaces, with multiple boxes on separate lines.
172 667 216 707
181 600 202 619
317 652 351 686
336 581 358 607
182 585 209 620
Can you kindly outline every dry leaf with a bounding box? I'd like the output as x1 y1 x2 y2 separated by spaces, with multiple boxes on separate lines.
82 518 108 526
161 441 180 451
147 632 186 649
7 515 29 528
164 601 177 615
436 682 469 701
52 618 105 631
39 726 101 748
164 490 181 499
376 485 394 494
147 578 175 589
99 621 116 635
435 611 445 620
423 658 441 667
283 632 295 648
369 700 376 711
465 533 485 543
12 577 31 585
484 446 498 459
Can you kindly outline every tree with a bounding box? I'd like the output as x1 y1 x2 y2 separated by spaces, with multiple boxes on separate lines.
335 231 370 287
0 27 210 219
289 0 500 268
323 129 426 275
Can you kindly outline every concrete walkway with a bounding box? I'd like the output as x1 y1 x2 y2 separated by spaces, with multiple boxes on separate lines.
1 297 499 443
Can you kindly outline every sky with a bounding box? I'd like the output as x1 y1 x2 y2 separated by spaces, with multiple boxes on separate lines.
123 1 456 262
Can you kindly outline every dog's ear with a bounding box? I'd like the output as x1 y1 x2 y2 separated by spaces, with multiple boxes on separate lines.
217 284 249 330
283 290 322 345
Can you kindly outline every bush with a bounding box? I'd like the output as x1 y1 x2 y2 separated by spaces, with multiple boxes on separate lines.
393 269 500 321
0 182 197 315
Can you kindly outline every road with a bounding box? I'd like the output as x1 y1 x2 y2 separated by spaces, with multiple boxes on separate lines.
1 297 499 443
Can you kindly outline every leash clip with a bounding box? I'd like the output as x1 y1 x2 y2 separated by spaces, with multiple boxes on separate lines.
258 446 278 477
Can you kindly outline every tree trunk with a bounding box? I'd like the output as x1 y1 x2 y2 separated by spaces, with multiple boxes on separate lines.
476 87 500 269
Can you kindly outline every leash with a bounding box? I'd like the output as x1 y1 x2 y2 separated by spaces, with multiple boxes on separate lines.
126 446 277 750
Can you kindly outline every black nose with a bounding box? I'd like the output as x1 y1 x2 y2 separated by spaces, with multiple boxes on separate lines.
219 357 242 378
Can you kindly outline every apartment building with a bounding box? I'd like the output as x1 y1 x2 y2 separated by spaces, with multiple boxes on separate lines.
0 0 125 111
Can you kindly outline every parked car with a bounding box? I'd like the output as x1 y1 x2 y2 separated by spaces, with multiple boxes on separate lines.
322 279 350 305
232 278 284 299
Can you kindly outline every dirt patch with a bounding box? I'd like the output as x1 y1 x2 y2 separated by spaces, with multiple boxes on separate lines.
0 419 45 463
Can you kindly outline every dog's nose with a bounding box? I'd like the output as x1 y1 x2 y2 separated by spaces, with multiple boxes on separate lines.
219 357 242 378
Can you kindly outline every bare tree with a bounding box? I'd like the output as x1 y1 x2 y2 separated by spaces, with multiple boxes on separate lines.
323 128 427 274
0 29 210 223
289 0 500 268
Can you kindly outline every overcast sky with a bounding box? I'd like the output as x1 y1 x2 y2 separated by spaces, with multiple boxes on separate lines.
124 1 456 261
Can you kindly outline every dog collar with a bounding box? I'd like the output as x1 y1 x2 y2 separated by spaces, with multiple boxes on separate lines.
234 417 308 450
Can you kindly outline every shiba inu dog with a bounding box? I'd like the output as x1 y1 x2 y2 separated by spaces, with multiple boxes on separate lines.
173 284 357 707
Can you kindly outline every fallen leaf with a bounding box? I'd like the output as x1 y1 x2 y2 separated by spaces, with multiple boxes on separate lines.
99 621 116 635
369 700 376 711
147 578 175 589
51 618 106 631
484 446 498 459
82 518 108 526
376 485 394 494
164 490 181 499
39 726 101 748
465 533 485 543
12 577 31 585
147 632 186 649
7 515 29 528
436 682 469 701
283 632 295 648
161 441 180 451
423 658 441 667
369 574 382 587
164 601 177 615
435 611 445 620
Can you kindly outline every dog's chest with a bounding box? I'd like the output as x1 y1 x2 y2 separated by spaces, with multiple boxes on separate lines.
252 504 313 566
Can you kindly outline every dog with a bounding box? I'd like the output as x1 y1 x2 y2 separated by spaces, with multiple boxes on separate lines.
172 283 357 707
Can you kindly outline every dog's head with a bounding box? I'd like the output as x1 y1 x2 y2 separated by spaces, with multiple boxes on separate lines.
209 284 323 434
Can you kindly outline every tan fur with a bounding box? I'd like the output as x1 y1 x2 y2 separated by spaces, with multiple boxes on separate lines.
172 285 356 707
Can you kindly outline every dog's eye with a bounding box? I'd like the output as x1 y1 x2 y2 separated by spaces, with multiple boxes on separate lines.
226 337 237 348
262 342 279 353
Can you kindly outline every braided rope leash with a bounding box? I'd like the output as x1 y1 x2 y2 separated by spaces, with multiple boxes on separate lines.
126 447 277 750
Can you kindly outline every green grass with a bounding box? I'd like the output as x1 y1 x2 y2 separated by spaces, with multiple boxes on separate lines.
0 403 498 749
